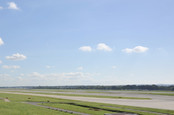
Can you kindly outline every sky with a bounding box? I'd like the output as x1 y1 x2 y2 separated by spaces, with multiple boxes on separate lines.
0 0 174 86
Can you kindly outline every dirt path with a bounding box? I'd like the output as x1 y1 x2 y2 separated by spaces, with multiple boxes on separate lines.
1 91 174 111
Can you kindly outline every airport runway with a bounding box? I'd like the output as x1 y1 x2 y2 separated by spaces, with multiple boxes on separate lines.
0 91 174 110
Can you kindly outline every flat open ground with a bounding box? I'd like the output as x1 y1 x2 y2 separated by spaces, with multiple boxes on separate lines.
1 89 174 111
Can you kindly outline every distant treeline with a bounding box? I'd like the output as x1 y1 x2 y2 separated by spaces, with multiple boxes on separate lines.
1 85 174 91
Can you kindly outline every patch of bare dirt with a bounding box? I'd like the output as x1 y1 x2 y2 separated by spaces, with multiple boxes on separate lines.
4 98 10 102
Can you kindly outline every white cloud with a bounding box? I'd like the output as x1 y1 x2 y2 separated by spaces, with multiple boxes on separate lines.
28 72 92 79
29 72 45 78
97 43 112 51
62 72 90 78
46 65 55 69
0 60 2 64
6 53 26 61
122 48 133 53
79 46 92 52
8 2 19 10
0 74 10 79
23 72 95 85
2 65 20 69
133 46 149 53
122 46 149 53
112 66 117 69
0 6 3 10
77 66 83 71
0 38 4 46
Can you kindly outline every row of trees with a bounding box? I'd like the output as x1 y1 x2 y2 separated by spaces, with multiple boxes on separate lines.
2 85 173 91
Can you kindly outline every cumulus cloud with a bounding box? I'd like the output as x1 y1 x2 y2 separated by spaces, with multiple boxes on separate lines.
97 43 112 51
79 46 92 52
133 46 149 53
6 53 26 61
8 2 19 10
122 48 133 53
122 46 149 53
2 65 20 69
0 38 4 46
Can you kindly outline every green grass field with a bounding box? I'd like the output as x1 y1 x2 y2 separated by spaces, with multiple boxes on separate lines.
0 92 174 115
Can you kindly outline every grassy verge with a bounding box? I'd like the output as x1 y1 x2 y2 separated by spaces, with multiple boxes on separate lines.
141 93 174 96
0 95 71 115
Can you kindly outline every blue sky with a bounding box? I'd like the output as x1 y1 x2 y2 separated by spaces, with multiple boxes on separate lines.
0 0 174 86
